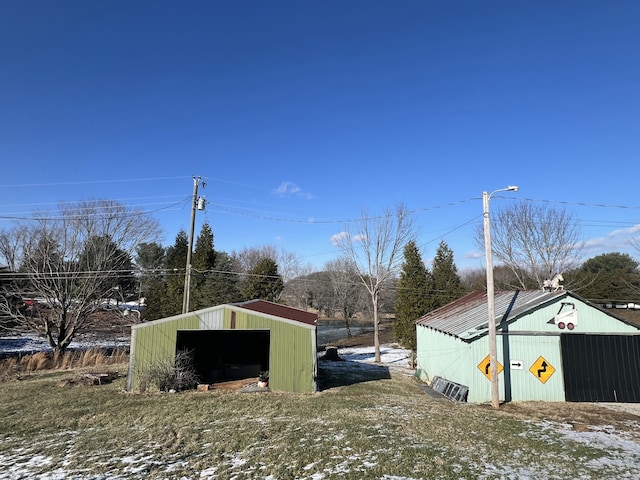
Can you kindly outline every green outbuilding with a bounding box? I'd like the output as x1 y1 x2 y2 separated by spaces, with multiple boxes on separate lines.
416 290 640 403
126 300 318 393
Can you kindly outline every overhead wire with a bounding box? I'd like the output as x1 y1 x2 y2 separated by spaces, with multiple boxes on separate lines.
2 175 640 271
0 176 193 189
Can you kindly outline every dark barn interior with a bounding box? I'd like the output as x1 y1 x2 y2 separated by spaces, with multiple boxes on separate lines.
176 330 270 384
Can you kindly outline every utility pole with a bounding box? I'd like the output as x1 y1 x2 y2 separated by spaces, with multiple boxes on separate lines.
483 185 518 409
182 176 205 314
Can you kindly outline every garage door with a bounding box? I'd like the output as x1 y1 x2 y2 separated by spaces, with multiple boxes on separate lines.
561 334 640 402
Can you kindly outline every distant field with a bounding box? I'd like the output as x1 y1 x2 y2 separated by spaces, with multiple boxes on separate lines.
0 359 639 479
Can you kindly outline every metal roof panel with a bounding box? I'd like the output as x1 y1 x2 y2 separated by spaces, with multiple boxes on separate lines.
416 290 566 340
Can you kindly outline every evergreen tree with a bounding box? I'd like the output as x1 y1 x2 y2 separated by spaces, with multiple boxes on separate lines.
190 223 217 310
190 223 243 308
431 240 463 310
135 242 166 308
135 242 166 271
140 273 166 321
568 252 640 302
165 230 189 316
241 257 284 302
192 223 216 272
208 251 243 304
394 241 432 350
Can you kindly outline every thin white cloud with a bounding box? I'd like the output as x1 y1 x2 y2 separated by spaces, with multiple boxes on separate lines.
330 231 365 246
583 224 640 254
464 250 483 260
330 231 349 246
353 233 366 243
273 181 314 199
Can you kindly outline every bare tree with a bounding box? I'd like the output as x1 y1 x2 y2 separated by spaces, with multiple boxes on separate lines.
232 245 278 274
324 257 365 338
334 204 415 362
475 202 584 289
277 247 314 284
0 200 160 354
281 270 318 311
232 245 313 302
630 237 640 261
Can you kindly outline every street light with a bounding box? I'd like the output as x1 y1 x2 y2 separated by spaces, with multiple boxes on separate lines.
483 185 519 409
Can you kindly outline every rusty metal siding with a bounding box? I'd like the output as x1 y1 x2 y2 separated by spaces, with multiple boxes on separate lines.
234 300 318 326
416 290 564 340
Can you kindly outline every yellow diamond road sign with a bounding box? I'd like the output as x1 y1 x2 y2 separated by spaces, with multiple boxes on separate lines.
529 356 556 384
477 354 503 380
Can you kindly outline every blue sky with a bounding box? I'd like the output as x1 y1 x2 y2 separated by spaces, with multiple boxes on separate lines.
1 1 639 271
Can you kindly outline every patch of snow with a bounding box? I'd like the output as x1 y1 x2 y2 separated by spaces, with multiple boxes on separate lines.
336 345 412 367
0 333 128 355
382 477 424 480
199 466 217 478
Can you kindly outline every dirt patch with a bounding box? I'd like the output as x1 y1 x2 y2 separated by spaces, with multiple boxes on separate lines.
60 371 123 386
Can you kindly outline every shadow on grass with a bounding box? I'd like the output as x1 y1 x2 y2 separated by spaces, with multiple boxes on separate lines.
317 359 391 390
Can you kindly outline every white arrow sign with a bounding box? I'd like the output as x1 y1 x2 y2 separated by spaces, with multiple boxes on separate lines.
510 360 524 370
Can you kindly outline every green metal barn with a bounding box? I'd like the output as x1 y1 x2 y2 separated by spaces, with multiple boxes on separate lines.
126 300 318 393
416 290 640 403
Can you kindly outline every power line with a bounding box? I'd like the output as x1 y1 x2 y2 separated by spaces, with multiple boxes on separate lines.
0 195 188 211
0 176 192 189
0 200 188 222
209 198 479 225
518 197 640 210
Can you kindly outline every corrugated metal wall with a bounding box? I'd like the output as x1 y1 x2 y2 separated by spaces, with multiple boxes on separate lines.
127 306 316 393
127 315 199 390
228 308 316 393
500 333 565 402
416 296 640 403
417 326 566 402
562 334 640 402
198 308 224 329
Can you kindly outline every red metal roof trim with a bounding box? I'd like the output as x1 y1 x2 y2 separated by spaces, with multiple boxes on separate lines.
237 300 318 326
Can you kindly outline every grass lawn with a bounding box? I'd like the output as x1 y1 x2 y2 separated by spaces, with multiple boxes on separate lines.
1 357 639 479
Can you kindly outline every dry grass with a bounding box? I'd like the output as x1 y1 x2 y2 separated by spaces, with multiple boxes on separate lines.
0 348 129 381
0 363 639 479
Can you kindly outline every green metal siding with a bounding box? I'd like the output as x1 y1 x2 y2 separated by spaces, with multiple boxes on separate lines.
416 326 471 384
127 315 199 391
127 306 316 393
509 297 638 334
500 334 565 402
416 296 639 403
224 308 316 393
416 324 566 402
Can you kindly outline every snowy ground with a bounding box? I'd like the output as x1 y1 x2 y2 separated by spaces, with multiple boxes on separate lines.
330 344 413 368
0 333 129 356
2 342 640 479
